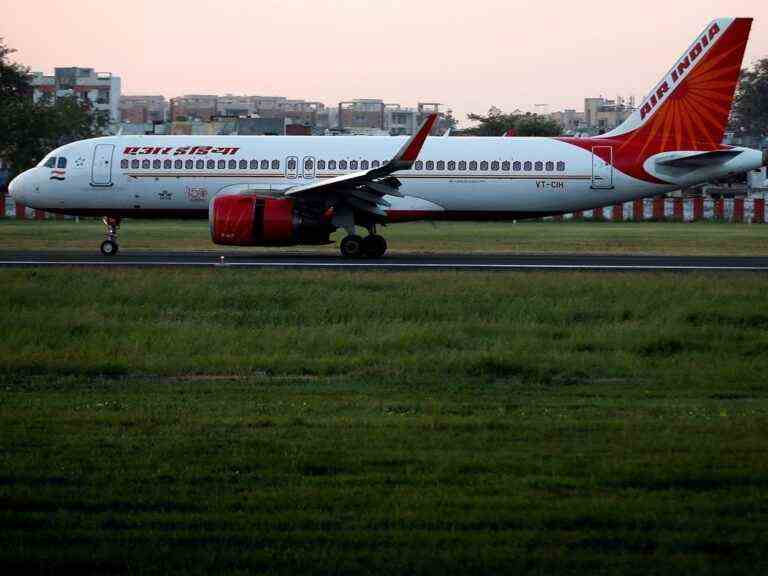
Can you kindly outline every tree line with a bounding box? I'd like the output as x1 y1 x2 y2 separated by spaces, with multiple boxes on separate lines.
0 38 104 183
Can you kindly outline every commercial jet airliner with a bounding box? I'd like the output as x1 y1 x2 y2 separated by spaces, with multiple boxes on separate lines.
8 18 767 257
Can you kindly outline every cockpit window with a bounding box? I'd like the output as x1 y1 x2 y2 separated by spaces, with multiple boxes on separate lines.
43 157 56 168
57 157 67 169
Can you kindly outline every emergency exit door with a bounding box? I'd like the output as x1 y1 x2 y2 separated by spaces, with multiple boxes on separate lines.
591 146 614 189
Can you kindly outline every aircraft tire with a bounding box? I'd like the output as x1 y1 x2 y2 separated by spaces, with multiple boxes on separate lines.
100 239 119 256
363 234 387 259
340 235 365 258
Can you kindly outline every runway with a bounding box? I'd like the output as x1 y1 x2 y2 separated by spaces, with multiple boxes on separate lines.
1 251 767 271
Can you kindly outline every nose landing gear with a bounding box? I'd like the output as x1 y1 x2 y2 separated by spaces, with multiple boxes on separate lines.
100 217 121 256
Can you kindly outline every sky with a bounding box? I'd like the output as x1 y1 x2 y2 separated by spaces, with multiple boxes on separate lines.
2 0 767 126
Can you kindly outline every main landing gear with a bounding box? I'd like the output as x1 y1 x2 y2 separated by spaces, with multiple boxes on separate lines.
100 217 121 256
340 233 388 259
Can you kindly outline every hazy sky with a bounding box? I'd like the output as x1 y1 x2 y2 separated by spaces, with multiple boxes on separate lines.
2 0 767 125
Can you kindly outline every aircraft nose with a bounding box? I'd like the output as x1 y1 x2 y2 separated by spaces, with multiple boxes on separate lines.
8 173 25 203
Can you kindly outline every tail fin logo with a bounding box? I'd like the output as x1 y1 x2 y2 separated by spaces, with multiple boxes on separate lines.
640 22 722 121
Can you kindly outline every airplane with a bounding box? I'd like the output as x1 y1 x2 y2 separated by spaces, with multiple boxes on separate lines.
8 17 767 258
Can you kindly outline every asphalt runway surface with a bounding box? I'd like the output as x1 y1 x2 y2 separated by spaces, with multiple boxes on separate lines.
1 251 768 272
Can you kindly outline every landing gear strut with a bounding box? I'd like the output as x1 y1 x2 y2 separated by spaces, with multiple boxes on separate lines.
340 232 388 259
101 217 120 256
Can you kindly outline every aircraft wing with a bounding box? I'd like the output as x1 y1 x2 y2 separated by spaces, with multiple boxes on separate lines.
284 114 438 217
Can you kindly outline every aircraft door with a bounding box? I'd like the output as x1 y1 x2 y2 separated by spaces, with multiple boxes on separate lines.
285 156 298 179
302 156 315 179
591 146 614 189
91 144 114 186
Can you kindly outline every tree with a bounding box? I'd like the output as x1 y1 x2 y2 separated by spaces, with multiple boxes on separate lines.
730 58 768 140
459 107 562 137
0 38 105 180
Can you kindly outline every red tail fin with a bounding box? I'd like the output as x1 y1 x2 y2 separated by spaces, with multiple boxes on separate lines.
604 17 752 153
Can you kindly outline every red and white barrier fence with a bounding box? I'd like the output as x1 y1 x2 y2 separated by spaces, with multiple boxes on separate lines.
552 197 766 223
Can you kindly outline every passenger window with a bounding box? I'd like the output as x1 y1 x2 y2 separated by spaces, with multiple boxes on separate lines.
305 158 314 171
132 159 140 169
164 159 172 169
44 157 56 168
415 160 423 170
207 159 215 169
121 159 129 169
372 160 380 168
458 160 467 170
426 160 434 170
287 158 297 170
437 160 445 170
469 161 478 170
339 160 348 170
524 161 532 171
535 161 543 171
196 160 204 169
218 159 226 169
448 160 456 171
513 161 522 171
153 159 161 169
57 157 67 169
260 159 269 169
318 159 326 170
480 161 488 171
350 160 358 170
361 160 369 170
329 160 337 170
502 161 510 171
546 161 554 171
272 160 279 169
491 161 500 171
250 159 258 169
185 160 193 169
227 160 235 169
239 159 247 170
557 161 566 171
142 159 150 169
174 159 183 169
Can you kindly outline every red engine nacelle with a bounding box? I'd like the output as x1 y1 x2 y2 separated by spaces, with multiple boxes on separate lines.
210 195 295 245
210 195 331 246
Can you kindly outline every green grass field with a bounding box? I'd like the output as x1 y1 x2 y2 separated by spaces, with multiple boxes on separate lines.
2 218 768 255
1 267 768 574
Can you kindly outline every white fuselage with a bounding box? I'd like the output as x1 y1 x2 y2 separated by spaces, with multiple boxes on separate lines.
10 135 682 220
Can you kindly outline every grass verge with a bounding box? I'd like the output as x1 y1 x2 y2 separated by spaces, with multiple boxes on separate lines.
2 218 768 255
1 268 767 574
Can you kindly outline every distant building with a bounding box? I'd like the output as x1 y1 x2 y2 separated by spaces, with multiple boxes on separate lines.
31 67 121 122
235 117 285 135
583 96 635 134
169 95 218 121
119 95 167 124
549 109 586 134
337 100 448 135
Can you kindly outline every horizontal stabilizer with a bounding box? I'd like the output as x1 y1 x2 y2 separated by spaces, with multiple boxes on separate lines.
656 149 743 168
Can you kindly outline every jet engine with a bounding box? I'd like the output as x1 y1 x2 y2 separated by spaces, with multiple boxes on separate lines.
210 195 331 246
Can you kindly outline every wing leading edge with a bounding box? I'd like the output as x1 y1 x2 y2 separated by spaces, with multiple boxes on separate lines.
284 114 438 217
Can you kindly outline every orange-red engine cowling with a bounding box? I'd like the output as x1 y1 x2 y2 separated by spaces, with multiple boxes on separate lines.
210 195 330 246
